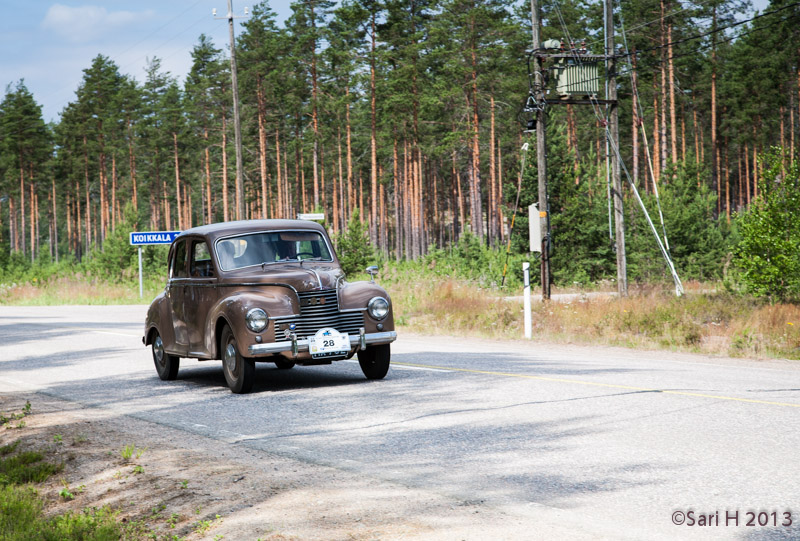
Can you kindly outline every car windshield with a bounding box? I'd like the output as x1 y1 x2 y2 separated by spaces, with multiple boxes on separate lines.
215 231 333 271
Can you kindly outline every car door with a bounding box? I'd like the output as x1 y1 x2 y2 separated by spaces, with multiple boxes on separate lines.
168 238 190 354
186 239 217 357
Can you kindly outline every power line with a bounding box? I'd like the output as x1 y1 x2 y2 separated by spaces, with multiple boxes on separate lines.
620 0 800 58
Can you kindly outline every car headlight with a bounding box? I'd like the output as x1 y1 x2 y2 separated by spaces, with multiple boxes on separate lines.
246 308 268 332
367 297 389 320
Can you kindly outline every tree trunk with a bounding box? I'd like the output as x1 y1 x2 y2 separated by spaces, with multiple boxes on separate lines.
693 104 700 183
111 154 117 228
257 79 269 219
404 140 412 258
310 2 320 209
632 51 640 185
83 136 90 251
681 102 686 164
52 179 58 262
75 181 82 261
489 96 497 245
780 106 786 173
744 142 751 206
369 10 378 245
711 6 718 206
173 132 182 230
660 0 668 169
128 119 138 214
30 181 36 262
724 137 730 224
204 127 212 223
20 164 26 256
668 19 677 164
222 111 230 222
469 25 483 239
393 138 401 260
652 81 660 185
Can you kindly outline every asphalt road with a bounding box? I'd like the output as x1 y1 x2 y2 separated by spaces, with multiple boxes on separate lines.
1 305 799 540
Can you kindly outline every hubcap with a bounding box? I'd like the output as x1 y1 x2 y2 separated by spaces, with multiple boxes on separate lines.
153 336 164 365
224 343 237 373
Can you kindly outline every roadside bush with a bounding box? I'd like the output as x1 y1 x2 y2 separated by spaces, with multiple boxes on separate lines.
334 208 377 276
733 151 800 302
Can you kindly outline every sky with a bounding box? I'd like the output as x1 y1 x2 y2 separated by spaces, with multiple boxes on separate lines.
0 1 294 123
1 0 771 125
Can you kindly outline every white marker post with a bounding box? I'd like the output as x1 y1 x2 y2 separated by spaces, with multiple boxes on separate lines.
523 262 532 339
129 231 182 298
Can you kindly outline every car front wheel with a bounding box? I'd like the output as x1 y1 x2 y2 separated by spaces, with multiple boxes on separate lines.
221 325 255 394
357 344 390 380
152 331 180 381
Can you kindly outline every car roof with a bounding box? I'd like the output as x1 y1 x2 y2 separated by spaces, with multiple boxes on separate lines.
178 219 327 243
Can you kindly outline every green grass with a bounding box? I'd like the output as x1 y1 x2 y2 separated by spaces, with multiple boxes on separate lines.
0 486 122 541
0 428 124 541
0 449 63 486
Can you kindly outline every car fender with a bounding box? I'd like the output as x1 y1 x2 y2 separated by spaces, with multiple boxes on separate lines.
338 281 395 332
144 291 174 349
205 288 299 358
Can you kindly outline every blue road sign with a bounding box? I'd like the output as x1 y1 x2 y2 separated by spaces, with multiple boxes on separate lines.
129 231 181 246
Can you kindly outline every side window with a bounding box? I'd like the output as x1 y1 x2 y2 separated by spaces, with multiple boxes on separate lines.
190 241 215 278
171 240 189 279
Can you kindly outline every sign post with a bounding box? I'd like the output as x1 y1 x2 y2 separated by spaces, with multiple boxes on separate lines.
129 231 181 298
523 262 532 339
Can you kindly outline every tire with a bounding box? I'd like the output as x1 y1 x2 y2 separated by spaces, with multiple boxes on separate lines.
152 331 180 381
357 344 391 380
274 360 295 370
221 325 256 394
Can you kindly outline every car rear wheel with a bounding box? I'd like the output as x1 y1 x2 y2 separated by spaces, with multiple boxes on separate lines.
152 331 180 381
274 360 295 370
357 344 390 380
221 325 255 394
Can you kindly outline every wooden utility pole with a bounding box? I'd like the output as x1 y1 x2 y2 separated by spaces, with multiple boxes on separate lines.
606 0 628 296
530 0 551 300
216 1 248 221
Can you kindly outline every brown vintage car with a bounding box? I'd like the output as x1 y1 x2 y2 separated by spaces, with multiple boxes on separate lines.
143 219 396 393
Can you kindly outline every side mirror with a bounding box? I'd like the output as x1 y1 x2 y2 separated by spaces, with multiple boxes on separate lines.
365 265 379 283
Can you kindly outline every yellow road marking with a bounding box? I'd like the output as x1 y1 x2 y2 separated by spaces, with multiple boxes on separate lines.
393 362 800 409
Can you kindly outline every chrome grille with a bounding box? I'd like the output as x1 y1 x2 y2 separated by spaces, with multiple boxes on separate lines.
274 289 365 338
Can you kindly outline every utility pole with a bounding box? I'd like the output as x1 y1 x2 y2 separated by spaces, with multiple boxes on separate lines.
530 0 551 300
605 0 628 296
215 1 248 221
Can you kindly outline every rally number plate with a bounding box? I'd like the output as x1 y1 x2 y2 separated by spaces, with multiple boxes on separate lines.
309 328 351 358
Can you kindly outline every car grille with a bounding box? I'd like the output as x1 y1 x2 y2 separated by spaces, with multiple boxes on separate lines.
273 289 365 338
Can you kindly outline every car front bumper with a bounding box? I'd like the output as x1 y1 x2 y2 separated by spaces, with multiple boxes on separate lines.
247 330 397 357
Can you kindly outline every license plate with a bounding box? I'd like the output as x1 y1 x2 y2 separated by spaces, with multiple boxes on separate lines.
308 328 351 357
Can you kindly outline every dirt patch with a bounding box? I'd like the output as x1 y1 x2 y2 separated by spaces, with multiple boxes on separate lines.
0 392 538 540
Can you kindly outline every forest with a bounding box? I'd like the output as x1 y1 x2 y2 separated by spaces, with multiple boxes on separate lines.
1 0 799 294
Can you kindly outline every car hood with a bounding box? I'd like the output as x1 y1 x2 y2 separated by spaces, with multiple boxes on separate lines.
223 263 344 292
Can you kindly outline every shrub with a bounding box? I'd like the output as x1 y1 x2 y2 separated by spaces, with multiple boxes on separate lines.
334 208 376 277
734 151 800 301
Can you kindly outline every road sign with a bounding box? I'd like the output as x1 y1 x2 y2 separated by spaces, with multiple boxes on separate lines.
129 231 181 245
130 231 181 298
297 213 325 221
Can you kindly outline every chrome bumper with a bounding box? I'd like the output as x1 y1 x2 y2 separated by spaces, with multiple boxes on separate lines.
248 330 397 357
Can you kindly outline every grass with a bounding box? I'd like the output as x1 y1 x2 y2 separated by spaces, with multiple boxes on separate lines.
384 274 800 361
0 276 163 306
120 444 146 462
0 438 122 540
